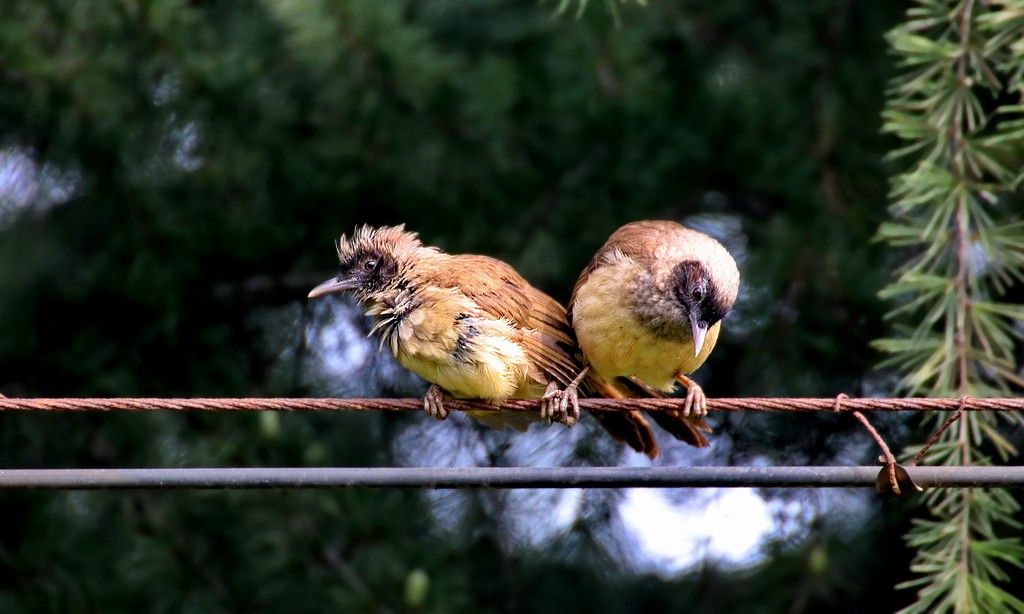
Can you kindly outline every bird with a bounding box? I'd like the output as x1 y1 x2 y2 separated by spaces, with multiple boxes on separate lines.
567 220 740 453
307 224 588 431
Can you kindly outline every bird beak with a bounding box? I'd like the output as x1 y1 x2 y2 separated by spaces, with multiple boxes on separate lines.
308 276 359 298
689 312 709 357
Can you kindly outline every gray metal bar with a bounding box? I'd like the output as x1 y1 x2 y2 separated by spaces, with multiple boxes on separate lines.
0 466 1018 489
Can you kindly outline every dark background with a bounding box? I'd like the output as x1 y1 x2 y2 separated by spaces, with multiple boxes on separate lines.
0 1 962 611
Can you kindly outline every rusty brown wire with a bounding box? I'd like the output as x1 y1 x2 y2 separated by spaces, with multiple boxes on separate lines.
0 396 1020 413
910 396 970 467
826 394 898 495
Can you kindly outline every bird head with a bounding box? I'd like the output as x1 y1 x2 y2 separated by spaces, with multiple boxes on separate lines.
308 225 425 303
670 257 737 356
629 227 739 356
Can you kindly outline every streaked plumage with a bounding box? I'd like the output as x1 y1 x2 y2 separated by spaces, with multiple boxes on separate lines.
308 225 585 430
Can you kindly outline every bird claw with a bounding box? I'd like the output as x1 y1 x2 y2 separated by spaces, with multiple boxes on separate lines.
540 381 580 427
681 380 707 418
423 385 449 421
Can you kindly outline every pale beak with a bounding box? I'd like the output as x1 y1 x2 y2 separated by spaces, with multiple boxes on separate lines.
308 276 359 298
689 312 709 357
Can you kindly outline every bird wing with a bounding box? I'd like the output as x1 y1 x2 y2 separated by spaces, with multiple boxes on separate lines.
517 286 586 389
426 255 584 390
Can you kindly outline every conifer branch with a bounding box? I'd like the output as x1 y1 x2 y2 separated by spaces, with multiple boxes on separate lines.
879 1 1024 612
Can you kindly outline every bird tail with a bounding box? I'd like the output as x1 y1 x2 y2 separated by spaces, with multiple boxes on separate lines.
584 373 710 456
581 372 662 458
612 376 711 449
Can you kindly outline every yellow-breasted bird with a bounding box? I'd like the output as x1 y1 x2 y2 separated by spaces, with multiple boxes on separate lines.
307 225 587 431
567 220 740 454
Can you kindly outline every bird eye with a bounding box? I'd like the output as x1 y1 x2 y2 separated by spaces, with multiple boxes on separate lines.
363 258 378 271
691 288 704 302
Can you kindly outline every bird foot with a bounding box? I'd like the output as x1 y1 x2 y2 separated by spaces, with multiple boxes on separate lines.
540 381 580 427
539 366 589 427
675 374 707 418
423 385 449 421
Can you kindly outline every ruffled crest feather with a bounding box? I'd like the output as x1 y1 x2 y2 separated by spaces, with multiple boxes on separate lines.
335 224 426 265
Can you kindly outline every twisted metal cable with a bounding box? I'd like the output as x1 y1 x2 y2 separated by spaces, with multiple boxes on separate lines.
0 396 1020 413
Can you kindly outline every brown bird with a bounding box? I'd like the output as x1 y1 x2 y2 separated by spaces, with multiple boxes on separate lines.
567 220 740 455
307 225 585 430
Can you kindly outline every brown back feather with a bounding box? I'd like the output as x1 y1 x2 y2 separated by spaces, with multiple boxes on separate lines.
423 254 586 390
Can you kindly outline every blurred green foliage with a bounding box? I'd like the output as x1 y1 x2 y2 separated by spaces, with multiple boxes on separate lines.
3 0 1004 612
